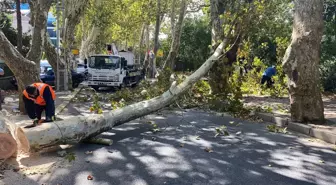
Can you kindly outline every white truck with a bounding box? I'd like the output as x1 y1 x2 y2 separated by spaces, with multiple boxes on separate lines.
86 50 143 90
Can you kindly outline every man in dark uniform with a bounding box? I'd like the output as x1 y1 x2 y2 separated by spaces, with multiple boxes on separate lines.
23 83 56 127
261 66 277 88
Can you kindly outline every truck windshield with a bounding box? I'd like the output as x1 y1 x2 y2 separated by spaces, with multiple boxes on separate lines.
89 56 120 69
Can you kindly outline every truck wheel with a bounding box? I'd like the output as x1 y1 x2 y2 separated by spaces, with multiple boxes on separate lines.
72 82 79 88
89 86 99 91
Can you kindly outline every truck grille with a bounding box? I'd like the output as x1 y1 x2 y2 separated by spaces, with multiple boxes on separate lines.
90 75 119 82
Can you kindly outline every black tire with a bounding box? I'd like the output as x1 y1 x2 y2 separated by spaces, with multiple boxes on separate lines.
72 82 79 88
89 86 100 91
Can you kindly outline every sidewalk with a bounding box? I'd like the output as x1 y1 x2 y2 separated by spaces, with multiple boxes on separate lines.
243 95 336 124
0 90 81 127
243 95 336 144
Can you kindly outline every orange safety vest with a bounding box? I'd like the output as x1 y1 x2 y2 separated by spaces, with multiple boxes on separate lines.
23 83 56 106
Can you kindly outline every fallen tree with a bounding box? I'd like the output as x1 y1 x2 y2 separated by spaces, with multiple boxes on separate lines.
0 38 229 160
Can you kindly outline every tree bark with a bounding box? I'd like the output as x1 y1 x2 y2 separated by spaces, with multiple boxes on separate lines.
26 0 53 71
79 26 100 60
16 0 23 54
170 0 176 38
143 24 150 74
63 0 90 89
282 0 325 123
163 0 187 70
150 0 162 78
44 32 65 75
210 0 224 49
0 31 40 112
208 0 229 96
0 116 29 160
138 23 145 65
0 38 226 155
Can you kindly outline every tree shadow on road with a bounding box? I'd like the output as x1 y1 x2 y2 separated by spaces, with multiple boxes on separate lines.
3 110 336 185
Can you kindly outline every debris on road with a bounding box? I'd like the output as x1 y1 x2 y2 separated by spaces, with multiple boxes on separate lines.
205 148 213 153
87 175 93 180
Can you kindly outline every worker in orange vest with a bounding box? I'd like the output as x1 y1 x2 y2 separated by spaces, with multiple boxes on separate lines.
23 83 56 127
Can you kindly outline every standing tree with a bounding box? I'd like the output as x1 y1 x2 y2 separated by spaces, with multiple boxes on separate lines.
150 0 162 78
282 0 325 123
0 0 54 111
16 0 23 53
163 0 187 70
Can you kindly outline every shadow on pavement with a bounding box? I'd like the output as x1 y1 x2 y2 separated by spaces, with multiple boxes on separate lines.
2 110 336 185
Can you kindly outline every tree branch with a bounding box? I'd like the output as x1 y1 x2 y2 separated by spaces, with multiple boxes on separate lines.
21 39 229 151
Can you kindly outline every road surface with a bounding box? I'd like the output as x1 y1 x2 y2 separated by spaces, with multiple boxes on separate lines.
2 110 336 185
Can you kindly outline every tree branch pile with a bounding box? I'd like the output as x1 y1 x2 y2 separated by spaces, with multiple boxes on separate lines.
0 39 228 160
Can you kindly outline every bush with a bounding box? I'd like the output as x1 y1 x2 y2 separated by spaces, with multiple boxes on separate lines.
320 58 336 92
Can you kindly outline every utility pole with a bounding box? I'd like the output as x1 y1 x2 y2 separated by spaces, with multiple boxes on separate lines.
56 0 66 91
62 0 68 91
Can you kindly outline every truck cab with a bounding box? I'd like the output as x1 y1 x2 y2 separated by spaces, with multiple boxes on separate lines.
86 54 142 90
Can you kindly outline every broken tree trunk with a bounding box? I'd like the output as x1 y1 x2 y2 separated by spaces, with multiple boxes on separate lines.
0 116 30 160
21 39 228 152
282 0 325 123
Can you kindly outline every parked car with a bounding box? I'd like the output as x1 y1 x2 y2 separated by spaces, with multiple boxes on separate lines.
11 61 86 89
40 68 86 88
76 63 87 73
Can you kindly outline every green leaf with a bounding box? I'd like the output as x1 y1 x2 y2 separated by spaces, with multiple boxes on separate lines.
65 152 76 163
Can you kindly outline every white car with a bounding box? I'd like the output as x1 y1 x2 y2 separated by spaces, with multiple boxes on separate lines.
76 63 87 73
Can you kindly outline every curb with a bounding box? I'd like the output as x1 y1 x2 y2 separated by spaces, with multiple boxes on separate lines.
256 112 336 145
55 87 83 115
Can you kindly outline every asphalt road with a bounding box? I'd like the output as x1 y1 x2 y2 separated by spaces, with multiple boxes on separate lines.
2 110 336 185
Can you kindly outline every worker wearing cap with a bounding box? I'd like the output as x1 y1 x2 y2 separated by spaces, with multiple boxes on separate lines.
23 83 56 126
261 65 276 88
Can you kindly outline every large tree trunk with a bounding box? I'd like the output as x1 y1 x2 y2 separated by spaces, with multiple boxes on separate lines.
16 0 23 54
163 0 187 70
138 24 145 65
143 24 150 75
150 0 162 78
208 0 229 96
79 26 101 60
62 0 89 90
282 0 325 123
44 33 65 75
0 39 229 158
26 0 52 71
170 0 176 38
0 31 40 112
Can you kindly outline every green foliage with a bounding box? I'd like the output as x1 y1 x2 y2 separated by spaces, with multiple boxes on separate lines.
75 0 159 52
175 17 211 71
147 121 161 133
157 68 173 91
267 124 288 134
0 13 31 55
320 58 336 92
320 0 336 92
214 125 229 137
65 152 76 163
90 94 103 114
